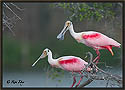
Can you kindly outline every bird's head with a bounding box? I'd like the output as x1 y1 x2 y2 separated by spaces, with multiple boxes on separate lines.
38 48 51 58
41 48 49 57
32 48 51 67
65 21 72 27
57 21 72 40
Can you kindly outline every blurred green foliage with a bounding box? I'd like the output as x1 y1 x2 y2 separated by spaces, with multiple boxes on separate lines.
47 67 64 82
54 3 122 22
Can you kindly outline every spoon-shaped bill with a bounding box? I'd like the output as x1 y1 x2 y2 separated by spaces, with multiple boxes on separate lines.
32 57 41 67
32 52 46 67
57 25 68 40
57 32 64 40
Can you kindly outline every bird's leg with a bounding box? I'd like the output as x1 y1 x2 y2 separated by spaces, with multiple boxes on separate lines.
71 72 76 88
95 50 100 64
75 72 84 88
93 56 99 62
93 49 100 64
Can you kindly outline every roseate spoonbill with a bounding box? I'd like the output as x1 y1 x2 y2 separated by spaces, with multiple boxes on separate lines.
57 21 121 63
32 48 91 88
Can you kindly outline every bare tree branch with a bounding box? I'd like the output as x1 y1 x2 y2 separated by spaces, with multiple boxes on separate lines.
3 3 23 35
77 52 122 88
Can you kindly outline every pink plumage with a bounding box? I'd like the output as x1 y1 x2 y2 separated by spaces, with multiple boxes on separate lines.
58 57 88 72
80 31 121 63
81 31 121 49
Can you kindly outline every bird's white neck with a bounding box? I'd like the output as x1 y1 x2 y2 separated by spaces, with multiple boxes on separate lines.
48 51 53 61
47 51 57 66
69 25 77 38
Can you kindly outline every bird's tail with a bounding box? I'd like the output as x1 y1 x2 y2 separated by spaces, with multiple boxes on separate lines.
108 48 114 56
107 46 114 56
101 45 114 56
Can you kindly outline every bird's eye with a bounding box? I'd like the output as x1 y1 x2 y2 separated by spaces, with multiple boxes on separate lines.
48 50 49 52
66 22 70 26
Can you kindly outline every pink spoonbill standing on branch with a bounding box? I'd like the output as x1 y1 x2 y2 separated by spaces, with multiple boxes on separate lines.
57 21 121 63
32 48 91 88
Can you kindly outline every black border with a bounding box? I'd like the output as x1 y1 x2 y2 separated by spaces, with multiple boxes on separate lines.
0 1 124 90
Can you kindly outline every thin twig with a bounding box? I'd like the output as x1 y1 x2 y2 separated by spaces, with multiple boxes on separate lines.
10 3 24 11
4 3 22 20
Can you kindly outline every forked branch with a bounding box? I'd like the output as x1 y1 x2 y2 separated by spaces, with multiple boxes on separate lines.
78 52 122 88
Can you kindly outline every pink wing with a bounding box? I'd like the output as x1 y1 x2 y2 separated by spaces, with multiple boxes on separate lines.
82 32 121 47
58 57 88 72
